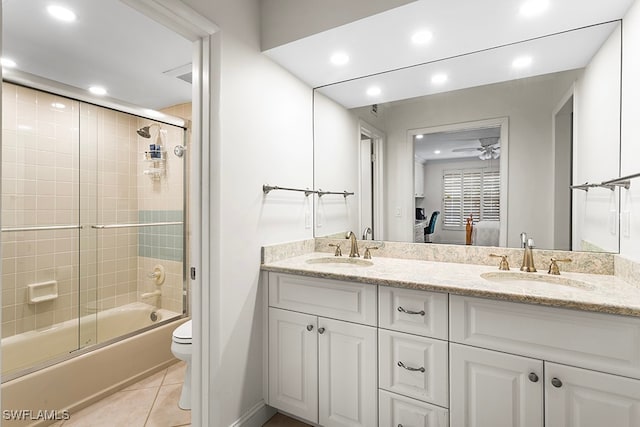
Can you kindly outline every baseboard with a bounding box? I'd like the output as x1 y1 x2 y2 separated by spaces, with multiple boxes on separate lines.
229 400 276 427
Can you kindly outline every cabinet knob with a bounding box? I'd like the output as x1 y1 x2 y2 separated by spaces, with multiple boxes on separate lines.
306 325 313 331
397 306 426 316
551 377 563 388
528 372 539 383
318 327 325 334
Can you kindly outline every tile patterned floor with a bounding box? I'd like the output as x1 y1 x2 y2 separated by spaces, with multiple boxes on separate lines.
51 360 190 427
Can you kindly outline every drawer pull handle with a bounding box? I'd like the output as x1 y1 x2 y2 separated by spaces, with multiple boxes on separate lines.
528 372 539 383
318 327 326 334
306 325 314 331
397 361 425 373
397 306 425 316
551 377 563 388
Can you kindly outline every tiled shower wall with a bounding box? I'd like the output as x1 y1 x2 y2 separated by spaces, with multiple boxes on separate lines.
1 83 81 338
1 83 187 339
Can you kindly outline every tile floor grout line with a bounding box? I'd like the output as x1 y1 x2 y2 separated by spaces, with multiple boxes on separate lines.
143 367 167 427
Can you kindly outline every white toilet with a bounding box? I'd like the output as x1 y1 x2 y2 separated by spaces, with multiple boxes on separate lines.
171 319 192 410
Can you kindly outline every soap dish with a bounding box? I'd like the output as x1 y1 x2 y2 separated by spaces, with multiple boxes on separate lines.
27 280 58 304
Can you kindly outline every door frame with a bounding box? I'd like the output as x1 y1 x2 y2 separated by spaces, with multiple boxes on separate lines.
359 121 385 240
409 117 509 247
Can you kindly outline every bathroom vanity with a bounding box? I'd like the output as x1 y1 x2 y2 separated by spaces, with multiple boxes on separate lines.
261 250 640 427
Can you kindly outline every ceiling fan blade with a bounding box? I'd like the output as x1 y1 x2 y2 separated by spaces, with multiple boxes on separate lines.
452 147 481 152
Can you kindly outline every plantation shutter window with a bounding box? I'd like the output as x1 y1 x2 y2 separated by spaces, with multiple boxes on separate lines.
442 168 500 228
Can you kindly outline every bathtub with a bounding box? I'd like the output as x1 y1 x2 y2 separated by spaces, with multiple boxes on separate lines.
2 302 180 376
2 302 186 427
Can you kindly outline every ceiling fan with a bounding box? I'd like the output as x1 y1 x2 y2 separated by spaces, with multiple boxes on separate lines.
452 137 500 160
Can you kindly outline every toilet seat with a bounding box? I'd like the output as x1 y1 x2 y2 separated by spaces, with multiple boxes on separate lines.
172 320 192 345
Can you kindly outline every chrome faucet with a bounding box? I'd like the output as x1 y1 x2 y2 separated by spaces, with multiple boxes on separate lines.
346 231 360 258
362 227 372 240
520 237 537 272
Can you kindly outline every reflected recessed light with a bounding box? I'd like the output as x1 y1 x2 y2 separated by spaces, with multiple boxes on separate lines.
434 150 441 154
1 57 17 68
411 30 433 45
51 102 66 109
512 56 533 68
88 86 107 96
330 52 349 66
366 86 381 97
520 0 549 17
431 73 448 84
416 134 424 139
47 5 77 22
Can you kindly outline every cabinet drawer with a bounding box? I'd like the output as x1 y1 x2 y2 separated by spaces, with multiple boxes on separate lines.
269 272 377 326
379 389 449 427
450 295 640 379
379 329 448 407
379 286 448 339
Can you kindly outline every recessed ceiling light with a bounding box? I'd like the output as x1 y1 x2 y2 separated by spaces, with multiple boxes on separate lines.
88 86 107 96
512 56 533 68
366 86 381 97
1 57 17 68
434 150 441 154
411 30 433 45
51 102 66 109
431 73 448 84
330 52 349 66
416 134 424 140
47 5 77 22
520 0 549 17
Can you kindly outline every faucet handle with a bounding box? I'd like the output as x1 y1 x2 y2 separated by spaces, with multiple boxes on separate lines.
363 246 379 260
328 243 342 257
548 258 572 275
489 254 510 271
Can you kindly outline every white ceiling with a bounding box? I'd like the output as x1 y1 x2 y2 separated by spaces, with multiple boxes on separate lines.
318 22 618 108
415 127 501 162
2 0 192 110
265 0 634 90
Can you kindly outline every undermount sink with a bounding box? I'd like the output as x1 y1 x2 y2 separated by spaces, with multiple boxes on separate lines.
480 271 594 290
305 257 374 267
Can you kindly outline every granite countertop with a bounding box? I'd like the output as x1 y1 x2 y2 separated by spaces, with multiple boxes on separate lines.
261 252 640 317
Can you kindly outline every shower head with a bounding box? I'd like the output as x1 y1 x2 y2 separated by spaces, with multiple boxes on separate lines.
136 123 160 139
137 126 152 138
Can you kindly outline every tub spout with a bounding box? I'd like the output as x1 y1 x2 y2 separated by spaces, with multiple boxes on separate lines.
141 290 161 299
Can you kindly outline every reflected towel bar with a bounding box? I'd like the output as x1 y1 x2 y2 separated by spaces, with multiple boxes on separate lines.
262 184 354 198
1 225 83 232
91 221 183 229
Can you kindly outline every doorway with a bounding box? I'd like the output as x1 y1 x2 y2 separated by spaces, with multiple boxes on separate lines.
359 122 384 240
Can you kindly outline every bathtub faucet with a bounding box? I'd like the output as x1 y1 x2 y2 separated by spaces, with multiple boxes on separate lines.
141 290 162 300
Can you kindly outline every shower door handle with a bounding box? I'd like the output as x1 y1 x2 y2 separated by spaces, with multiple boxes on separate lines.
91 221 183 229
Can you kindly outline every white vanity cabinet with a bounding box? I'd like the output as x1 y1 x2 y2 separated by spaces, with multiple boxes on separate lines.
449 295 640 427
267 273 378 427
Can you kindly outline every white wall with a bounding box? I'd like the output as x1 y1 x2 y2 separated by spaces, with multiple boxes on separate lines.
573 24 621 252
183 1 313 425
260 0 415 50
382 71 579 248
313 92 360 237
621 0 640 261
422 157 493 245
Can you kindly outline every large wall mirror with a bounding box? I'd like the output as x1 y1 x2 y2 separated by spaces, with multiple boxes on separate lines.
313 21 623 252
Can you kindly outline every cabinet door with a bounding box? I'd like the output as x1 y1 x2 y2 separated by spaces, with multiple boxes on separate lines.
318 318 377 427
450 343 543 427
379 390 449 427
545 362 640 427
268 308 318 423
415 161 425 197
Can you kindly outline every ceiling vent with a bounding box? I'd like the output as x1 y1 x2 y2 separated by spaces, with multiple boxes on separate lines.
163 63 192 84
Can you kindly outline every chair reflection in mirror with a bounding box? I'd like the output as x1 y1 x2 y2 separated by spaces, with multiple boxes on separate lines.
424 211 440 243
